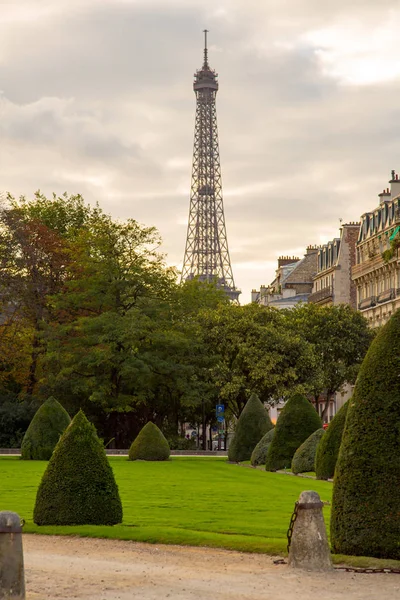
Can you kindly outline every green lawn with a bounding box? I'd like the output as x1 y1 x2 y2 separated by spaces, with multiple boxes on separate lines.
1 456 332 555
1 456 398 569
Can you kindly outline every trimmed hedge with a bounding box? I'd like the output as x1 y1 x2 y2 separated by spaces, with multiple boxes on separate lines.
34 410 122 525
21 397 71 460
291 428 325 474
265 393 322 471
129 422 170 461
331 311 400 559
250 428 275 466
228 393 273 462
315 402 349 480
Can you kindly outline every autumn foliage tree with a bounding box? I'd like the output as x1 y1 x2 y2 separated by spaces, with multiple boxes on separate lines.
0 192 99 394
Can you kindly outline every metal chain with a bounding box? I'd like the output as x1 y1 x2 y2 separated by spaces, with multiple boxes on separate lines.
334 566 400 574
286 501 299 553
274 560 400 574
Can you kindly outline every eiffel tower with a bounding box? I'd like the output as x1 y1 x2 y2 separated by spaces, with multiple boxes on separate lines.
181 31 240 302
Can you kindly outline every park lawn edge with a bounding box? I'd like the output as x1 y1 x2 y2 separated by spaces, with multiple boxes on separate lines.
21 527 400 570
23 524 285 555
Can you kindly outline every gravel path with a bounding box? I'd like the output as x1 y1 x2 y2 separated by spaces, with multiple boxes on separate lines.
23 535 400 600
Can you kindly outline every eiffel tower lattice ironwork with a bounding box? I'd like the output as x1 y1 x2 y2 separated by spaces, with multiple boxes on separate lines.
181 31 240 302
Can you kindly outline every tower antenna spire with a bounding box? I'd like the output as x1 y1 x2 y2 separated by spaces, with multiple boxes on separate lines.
203 29 209 68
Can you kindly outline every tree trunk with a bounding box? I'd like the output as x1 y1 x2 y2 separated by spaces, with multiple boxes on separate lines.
26 331 41 396
313 394 321 416
202 399 206 450
320 392 333 422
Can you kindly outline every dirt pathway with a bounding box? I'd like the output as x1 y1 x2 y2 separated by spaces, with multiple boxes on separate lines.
23 535 400 600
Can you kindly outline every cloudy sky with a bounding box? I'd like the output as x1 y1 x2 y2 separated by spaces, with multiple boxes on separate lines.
2 0 400 302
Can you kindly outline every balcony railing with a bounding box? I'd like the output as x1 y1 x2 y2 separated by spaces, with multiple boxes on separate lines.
377 288 396 304
308 286 333 304
358 296 377 310
358 287 400 310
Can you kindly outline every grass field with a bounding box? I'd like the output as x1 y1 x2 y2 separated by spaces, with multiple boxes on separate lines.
2 456 399 568
1 456 332 555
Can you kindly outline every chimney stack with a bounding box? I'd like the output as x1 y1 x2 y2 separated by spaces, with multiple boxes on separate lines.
389 170 400 201
278 256 299 267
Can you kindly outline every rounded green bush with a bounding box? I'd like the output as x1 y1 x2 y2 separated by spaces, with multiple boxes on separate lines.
315 402 349 480
34 410 123 525
331 311 400 559
250 428 275 466
21 397 71 460
265 393 322 471
129 422 170 461
228 393 273 463
291 428 325 474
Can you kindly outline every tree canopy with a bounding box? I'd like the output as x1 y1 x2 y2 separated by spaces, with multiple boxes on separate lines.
285 304 373 419
0 192 374 448
199 304 318 418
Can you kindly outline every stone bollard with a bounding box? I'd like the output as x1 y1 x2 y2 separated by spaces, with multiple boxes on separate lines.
0 511 25 599
287 490 332 571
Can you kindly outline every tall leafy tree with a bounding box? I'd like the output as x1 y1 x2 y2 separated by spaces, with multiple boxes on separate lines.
285 303 373 420
43 220 225 445
0 192 228 446
199 303 318 417
43 215 175 406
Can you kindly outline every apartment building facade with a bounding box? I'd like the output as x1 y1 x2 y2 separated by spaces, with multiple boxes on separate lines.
352 171 400 328
308 223 359 309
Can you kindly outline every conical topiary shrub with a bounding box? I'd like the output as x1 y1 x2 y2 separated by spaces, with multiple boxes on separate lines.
265 393 322 471
331 311 400 559
128 422 170 461
228 393 273 462
21 397 71 460
250 428 275 466
34 410 122 525
291 428 325 474
315 402 349 480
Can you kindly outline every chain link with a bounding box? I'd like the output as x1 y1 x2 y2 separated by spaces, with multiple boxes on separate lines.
274 560 400 574
334 566 400 574
286 501 299 553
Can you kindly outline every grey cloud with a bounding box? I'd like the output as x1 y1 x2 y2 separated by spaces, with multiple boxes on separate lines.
0 95 143 162
0 4 205 103
2 0 400 301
